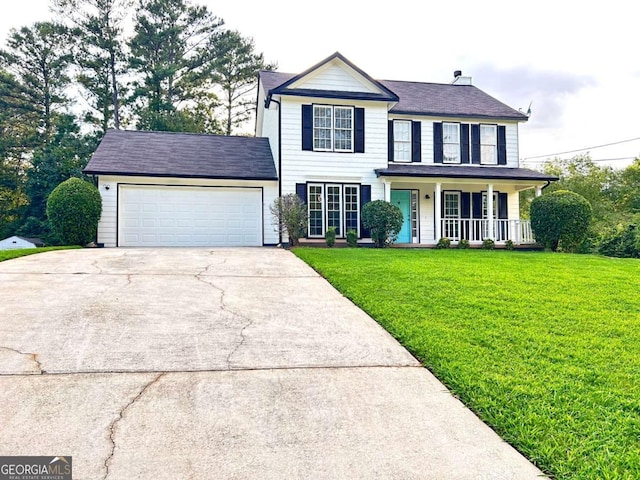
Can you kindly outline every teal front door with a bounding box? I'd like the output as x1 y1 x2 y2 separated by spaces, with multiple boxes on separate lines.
391 190 411 243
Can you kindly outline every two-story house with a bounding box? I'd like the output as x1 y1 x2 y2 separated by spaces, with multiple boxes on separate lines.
257 52 556 246
85 52 555 248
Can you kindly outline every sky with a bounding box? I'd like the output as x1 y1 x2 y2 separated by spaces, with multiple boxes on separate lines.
2 0 639 170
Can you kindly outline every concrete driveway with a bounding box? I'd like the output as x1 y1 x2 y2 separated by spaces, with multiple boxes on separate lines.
0 248 545 479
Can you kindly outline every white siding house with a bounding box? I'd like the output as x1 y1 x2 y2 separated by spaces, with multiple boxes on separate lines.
0 236 45 250
258 52 556 246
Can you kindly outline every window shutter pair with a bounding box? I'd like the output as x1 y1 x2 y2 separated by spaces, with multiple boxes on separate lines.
435 123 507 165
301 105 365 153
388 120 421 162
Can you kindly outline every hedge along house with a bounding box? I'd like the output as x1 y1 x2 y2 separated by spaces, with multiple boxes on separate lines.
258 52 557 246
85 52 556 247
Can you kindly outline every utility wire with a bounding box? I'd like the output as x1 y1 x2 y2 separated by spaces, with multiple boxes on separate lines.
524 156 637 164
523 136 640 160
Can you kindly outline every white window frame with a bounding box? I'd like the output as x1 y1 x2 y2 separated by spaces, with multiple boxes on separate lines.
410 190 419 242
443 122 461 164
312 105 354 153
344 185 360 237
308 184 324 238
313 105 333 152
393 120 412 162
480 124 498 165
444 191 461 218
482 192 498 219
325 184 343 236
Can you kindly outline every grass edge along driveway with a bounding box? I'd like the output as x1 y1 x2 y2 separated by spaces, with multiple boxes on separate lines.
294 248 640 480
0 246 80 262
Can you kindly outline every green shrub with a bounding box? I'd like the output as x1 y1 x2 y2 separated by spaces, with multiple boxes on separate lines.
346 229 358 248
598 224 640 258
530 190 592 252
457 239 470 249
362 200 403 248
325 226 336 247
505 239 515 250
46 178 102 246
270 194 308 247
436 237 451 249
482 238 495 250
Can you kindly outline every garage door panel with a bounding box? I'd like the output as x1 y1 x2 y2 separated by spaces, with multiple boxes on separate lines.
119 185 262 247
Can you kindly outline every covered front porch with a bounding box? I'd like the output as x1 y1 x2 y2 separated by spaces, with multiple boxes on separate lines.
375 165 557 246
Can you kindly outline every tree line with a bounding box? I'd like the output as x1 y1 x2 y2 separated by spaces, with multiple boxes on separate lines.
0 0 274 241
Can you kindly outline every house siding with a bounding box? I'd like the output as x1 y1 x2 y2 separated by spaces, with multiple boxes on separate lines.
279 97 388 206
291 62 379 92
95 175 278 247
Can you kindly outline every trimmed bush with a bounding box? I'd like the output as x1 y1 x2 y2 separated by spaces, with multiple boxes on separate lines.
346 229 358 248
457 239 470 249
270 194 308 247
362 200 403 248
325 226 336 247
482 238 495 250
530 190 592 252
46 178 102 246
505 239 515 250
436 237 451 249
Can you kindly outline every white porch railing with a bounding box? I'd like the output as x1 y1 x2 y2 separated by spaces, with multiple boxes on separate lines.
441 219 535 244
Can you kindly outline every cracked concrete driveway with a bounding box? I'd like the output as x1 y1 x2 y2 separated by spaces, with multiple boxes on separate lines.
0 248 545 479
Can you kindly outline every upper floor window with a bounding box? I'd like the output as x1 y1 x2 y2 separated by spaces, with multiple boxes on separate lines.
312 105 353 152
443 123 460 163
393 120 411 162
480 124 497 164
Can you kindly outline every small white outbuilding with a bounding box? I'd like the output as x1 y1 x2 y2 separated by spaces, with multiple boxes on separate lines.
0 236 45 250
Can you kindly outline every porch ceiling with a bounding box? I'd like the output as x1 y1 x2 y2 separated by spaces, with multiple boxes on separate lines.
375 164 558 182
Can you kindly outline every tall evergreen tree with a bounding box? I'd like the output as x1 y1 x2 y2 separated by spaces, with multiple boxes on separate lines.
0 22 73 144
53 0 132 132
213 30 275 135
128 0 223 131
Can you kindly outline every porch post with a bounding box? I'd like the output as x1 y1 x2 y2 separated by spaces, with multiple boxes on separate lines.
487 183 494 240
535 186 542 197
383 180 391 202
435 182 442 240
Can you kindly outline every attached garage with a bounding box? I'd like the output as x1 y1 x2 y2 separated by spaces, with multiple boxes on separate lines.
84 130 279 247
119 185 263 247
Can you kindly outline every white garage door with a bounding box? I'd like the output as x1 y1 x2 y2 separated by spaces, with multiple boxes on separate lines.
119 185 262 247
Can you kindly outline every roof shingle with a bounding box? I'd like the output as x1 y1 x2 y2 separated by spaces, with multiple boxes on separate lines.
375 164 557 181
84 130 277 180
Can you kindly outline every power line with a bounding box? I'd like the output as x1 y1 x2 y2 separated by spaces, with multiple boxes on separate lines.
524 156 637 164
523 136 640 160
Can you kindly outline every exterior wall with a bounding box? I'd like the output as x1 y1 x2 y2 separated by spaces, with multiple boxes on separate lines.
0 236 37 250
388 115 520 167
95 175 279 247
279 96 388 205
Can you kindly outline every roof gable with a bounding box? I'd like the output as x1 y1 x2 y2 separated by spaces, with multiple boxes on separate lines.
84 130 277 181
268 52 398 102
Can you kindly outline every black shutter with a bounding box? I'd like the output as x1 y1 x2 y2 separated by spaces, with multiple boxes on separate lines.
355 107 365 153
497 126 507 165
388 121 394 161
440 191 445 218
302 105 313 151
460 124 470 164
471 124 480 164
472 193 483 219
433 122 443 163
461 192 471 218
360 185 372 238
498 192 508 219
412 121 422 162
296 183 307 204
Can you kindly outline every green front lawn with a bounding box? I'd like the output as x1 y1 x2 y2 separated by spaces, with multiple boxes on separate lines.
0 246 80 262
294 248 640 479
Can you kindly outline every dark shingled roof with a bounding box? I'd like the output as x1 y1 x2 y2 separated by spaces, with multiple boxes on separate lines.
84 130 278 180
260 72 527 121
375 164 557 181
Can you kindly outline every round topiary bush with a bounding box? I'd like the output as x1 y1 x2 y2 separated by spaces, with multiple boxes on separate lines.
362 200 403 248
46 178 102 246
530 190 591 252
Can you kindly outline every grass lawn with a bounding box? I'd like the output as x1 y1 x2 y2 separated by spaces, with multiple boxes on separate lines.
0 246 80 262
294 248 640 480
